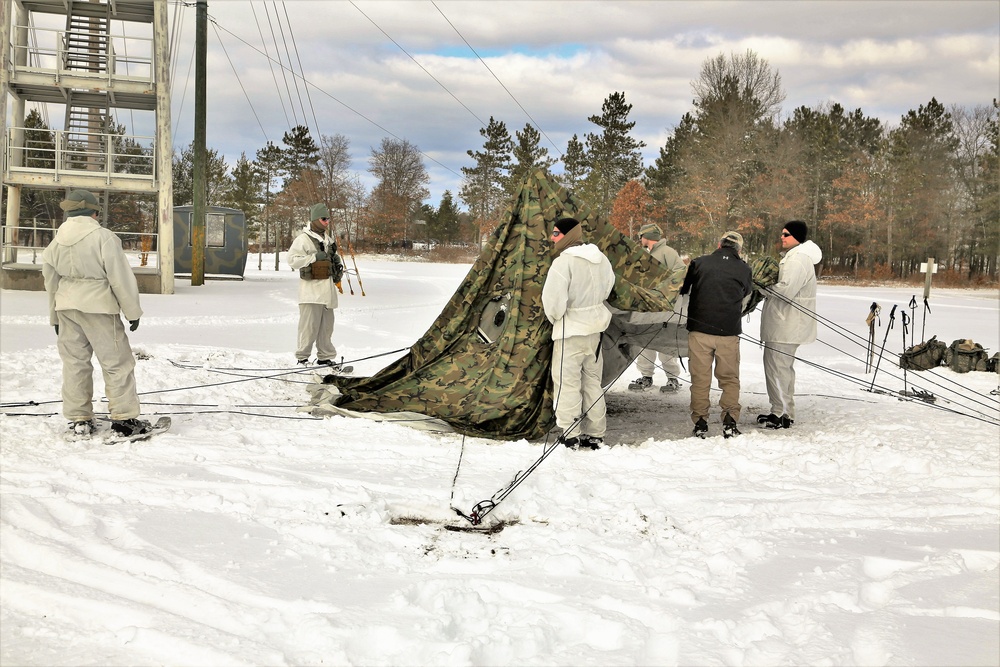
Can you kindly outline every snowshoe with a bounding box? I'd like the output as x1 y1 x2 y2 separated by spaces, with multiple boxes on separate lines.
692 418 708 438
576 435 603 450
106 416 171 445
660 378 681 393
318 359 354 374
628 376 653 392
68 419 96 436
111 418 153 437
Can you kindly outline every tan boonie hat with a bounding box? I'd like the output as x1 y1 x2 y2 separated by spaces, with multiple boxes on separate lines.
721 230 744 253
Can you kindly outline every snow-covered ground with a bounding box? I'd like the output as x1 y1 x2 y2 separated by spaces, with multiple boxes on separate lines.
2 255 998 667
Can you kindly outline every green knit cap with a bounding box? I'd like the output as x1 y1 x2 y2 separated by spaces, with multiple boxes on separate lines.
309 203 330 222
638 223 661 241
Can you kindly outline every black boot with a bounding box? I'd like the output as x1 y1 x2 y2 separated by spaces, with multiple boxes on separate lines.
757 413 782 429
111 418 152 436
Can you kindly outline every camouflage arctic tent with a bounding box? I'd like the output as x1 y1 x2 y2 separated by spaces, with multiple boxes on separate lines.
310 169 686 440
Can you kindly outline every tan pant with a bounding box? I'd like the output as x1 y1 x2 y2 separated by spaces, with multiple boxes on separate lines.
687 330 741 423
56 310 139 421
551 333 606 438
296 303 337 362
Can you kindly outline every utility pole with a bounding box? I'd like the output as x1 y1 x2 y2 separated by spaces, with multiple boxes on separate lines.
191 0 207 285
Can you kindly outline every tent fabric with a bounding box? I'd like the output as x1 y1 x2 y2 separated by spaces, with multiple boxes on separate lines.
308 169 686 440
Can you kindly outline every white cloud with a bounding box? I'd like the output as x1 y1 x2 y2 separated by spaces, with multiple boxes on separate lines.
149 1 1000 205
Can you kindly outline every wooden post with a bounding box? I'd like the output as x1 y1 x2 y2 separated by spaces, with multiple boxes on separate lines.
153 0 174 294
920 257 937 300
190 0 207 286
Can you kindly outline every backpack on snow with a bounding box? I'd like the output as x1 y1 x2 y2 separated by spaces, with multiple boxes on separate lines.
943 338 989 373
987 352 1000 374
898 336 947 371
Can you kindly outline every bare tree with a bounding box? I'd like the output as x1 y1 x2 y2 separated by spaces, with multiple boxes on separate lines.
368 137 429 203
317 133 353 207
368 138 430 244
692 50 785 122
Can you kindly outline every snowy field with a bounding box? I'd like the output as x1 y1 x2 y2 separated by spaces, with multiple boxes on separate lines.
1 255 998 667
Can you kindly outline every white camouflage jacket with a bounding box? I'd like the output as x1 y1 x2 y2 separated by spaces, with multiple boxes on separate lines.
760 240 823 344
542 243 615 341
287 226 339 308
42 215 142 325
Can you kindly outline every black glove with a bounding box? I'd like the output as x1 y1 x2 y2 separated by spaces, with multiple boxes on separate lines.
129 320 140 332
314 251 329 262
54 324 59 335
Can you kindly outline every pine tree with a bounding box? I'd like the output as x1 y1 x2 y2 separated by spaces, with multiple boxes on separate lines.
279 124 320 188
432 190 461 243
460 116 513 242
887 98 959 274
225 152 265 245
509 123 555 194
581 92 646 218
255 141 284 268
560 134 587 189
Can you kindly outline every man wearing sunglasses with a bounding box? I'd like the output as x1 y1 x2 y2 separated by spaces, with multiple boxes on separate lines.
541 217 616 450
287 203 345 368
758 220 823 429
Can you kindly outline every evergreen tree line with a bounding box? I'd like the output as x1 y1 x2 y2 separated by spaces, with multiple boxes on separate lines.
464 51 998 280
14 50 997 279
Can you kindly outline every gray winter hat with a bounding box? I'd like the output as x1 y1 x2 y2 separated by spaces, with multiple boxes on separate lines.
59 189 101 218
309 203 330 222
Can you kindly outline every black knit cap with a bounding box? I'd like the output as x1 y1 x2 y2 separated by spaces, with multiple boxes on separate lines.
784 220 808 243
554 217 580 234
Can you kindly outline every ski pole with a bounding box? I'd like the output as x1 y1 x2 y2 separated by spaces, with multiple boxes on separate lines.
900 310 910 395
922 297 931 342
868 304 896 391
865 302 880 374
908 295 917 347
344 232 366 297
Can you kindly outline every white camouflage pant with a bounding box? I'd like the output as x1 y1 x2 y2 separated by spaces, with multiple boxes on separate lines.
296 303 337 362
56 310 139 421
763 341 799 419
636 348 681 379
551 332 606 438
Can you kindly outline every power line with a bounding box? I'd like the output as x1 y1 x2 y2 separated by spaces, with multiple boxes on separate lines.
282 1 322 136
210 22 268 142
262 1 299 126
349 0 487 128
251 2 290 129
208 18 463 179
430 0 563 158
269 1 308 128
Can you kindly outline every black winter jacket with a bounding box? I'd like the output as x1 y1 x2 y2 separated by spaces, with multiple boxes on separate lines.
680 246 752 336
